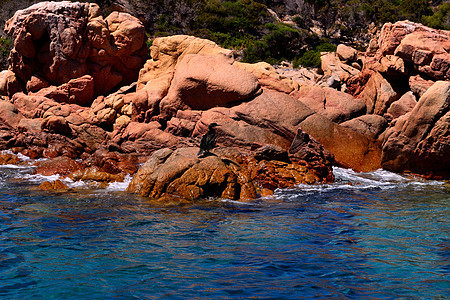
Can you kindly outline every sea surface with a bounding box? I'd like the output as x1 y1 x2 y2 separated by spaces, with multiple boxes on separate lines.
0 157 448 299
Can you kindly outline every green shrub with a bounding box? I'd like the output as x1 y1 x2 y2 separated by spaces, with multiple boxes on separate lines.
297 50 321 68
242 41 269 63
0 36 12 59
315 42 337 53
293 41 336 68
155 14 181 36
423 2 450 30
193 0 269 38
263 23 308 59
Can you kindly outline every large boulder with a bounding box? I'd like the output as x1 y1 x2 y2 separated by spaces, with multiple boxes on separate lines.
127 147 255 201
34 75 95 106
359 72 400 115
341 114 388 141
5 1 146 95
320 52 360 82
0 70 21 97
386 91 417 120
299 114 382 172
293 86 366 123
368 20 450 81
234 61 300 94
231 89 314 133
382 81 450 178
160 54 261 116
0 100 22 127
134 35 234 120
194 108 292 150
409 75 434 98
336 44 357 63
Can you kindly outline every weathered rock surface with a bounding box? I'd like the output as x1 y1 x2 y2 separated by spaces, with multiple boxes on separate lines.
0 70 21 97
294 86 366 123
321 52 360 82
0 151 21 165
39 179 68 190
1 2 448 193
138 35 232 89
386 91 417 120
409 75 434 98
0 100 22 128
336 44 357 63
5 1 146 95
363 21 450 81
359 72 400 115
235 62 300 94
341 115 388 141
382 81 450 178
34 156 83 176
34 75 95 106
160 54 261 115
127 145 333 202
299 114 382 172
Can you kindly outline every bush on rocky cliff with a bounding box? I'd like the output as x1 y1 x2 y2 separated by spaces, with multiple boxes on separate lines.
293 42 337 68
423 2 450 30
0 36 11 69
243 23 317 64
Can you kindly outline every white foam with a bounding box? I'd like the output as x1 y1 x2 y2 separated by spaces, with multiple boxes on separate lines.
278 167 444 196
220 198 256 205
105 174 133 191
0 164 33 169
19 173 61 183
1 150 47 163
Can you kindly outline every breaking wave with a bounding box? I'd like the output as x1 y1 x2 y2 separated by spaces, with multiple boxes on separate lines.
0 159 446 196
276 167 445 197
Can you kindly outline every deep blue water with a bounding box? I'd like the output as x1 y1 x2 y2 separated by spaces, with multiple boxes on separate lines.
0 164 449 299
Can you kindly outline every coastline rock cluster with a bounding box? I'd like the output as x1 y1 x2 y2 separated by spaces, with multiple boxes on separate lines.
4 1 146 97
0 3 448 201
346 21 450 178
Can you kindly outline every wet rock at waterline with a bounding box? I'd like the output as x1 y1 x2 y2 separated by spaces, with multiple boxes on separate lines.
127 146 333 202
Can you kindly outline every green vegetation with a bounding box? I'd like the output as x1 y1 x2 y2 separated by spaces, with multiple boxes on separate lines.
293 42 337 68
3 0 447 69
423 2 450 30
191 0 270 49
0 36 12 59
133 0 447 68
300 0 441 39
243 23 315 64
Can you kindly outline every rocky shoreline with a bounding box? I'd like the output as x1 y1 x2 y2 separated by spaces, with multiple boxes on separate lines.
0 2 448 202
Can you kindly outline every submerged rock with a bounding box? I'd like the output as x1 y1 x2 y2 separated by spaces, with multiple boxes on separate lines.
39 180 68 190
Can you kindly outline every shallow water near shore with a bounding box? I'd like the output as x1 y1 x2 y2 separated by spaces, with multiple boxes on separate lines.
0 164 448 299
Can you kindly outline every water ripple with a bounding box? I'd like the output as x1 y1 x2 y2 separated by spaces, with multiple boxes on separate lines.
0 167 449 298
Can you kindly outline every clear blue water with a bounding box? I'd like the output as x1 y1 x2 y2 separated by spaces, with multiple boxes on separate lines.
0 164 449 299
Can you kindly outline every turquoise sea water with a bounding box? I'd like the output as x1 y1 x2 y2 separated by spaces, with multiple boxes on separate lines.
0 162 448 299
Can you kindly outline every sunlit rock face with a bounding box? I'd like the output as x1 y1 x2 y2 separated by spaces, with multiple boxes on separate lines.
5 1 147 97
382 81 450 178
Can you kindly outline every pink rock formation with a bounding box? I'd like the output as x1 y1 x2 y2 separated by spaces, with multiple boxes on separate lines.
5 1 146 96
161 54 261 115
382 81 449 178
369 20 450 80
293 86 366 123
